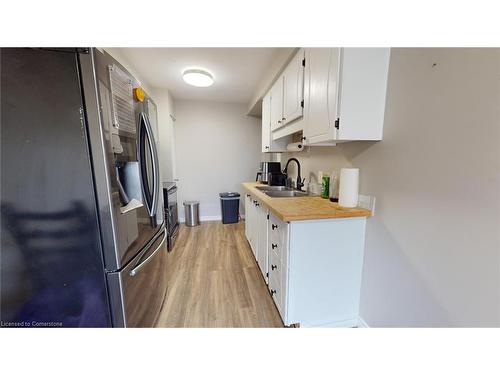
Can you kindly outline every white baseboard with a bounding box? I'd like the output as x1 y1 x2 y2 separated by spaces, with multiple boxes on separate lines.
200 215 222 222
178 215 222 223
178 214 247 223
303 318 359 328
357 316 369 328
300 316 369 328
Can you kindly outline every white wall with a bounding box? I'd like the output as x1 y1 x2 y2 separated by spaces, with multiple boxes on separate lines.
247 48 298 116
174 100 261 221
283 48 500 327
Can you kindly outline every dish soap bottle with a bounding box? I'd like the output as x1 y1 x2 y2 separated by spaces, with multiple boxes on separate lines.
321 174 330 199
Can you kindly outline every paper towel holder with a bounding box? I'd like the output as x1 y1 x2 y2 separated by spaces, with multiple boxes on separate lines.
286 141 304 152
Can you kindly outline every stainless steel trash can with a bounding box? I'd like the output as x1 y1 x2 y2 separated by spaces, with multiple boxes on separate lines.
184 200 200 227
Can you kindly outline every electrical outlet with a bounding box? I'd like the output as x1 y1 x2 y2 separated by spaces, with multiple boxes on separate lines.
358 195 376 216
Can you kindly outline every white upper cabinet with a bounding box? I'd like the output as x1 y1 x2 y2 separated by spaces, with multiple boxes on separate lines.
270 76 284 131
269 49 305 133
265 48 390 145
303 48 390 144
261 92 272 152
282 49 305 126
336 48 390 141
262 91 288 152
303 48 340 144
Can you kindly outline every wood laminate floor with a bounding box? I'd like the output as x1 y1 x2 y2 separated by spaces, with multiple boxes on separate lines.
156 221 284 328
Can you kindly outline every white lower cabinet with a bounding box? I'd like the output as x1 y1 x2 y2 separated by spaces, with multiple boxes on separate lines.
245 193 269 283
268 212 367 327
246 195 367 328
244 194 255 255
244 194 251 242
256 203 268 282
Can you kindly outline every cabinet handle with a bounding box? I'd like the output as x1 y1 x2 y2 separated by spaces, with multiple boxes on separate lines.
246 194 250 197
277 120 282 124
270 289 276 295
272 243 277 249
282 117 286 121
271 264 277 270
255 203 260 207
265 146 269 149
301 136 306 141
272 224 278 230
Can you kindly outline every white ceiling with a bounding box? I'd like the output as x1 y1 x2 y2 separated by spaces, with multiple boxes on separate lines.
114 48 280 104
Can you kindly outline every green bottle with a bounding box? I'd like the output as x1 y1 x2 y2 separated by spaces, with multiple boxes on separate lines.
321 176 330 199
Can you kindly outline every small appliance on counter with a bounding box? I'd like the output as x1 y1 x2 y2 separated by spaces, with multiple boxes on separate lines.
256 161 281 184
268 172 287 186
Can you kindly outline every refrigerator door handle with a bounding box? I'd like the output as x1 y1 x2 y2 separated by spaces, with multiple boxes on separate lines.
129 227 166 277
143 113 160 217
137 112 158 218
137 114 151 216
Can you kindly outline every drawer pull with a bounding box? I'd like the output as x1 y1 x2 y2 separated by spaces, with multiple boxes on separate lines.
270 289 276 295
271 264 277 270
272 243 277 249
272 224 278 230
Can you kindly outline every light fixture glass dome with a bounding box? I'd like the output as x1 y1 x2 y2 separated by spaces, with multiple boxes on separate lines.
182 69 214 87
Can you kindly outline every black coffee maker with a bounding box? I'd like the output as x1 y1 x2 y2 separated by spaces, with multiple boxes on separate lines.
267 171 287 186
256 162 281 184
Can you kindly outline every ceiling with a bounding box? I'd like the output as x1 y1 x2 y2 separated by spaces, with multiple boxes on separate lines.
113 48 280 104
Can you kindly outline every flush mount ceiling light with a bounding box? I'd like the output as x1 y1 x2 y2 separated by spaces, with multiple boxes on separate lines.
182 68 214 87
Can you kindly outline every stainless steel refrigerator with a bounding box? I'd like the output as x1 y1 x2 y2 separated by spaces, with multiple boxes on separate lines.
1 48 168 327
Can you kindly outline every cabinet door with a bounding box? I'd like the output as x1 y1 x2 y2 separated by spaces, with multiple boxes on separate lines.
244 194 251 242
303 48 340 144
269 76 284 131
261 92 271 152
337 48 390 141
249 199 258 257
282 49 305 126
256 205 268 282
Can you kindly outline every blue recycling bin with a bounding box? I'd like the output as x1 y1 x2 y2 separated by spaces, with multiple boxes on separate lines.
219 192 240 224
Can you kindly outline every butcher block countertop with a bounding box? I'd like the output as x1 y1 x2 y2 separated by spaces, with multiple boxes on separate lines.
241 182 371 222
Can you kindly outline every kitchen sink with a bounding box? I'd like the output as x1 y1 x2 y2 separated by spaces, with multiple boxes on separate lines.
256 185 290 191
264 190 313 198
255 185 314 197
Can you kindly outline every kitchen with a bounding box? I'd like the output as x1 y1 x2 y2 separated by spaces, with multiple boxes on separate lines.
2 1 500 373
2 46 498 330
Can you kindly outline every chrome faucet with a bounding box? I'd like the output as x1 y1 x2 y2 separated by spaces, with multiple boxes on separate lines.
283 158 304 191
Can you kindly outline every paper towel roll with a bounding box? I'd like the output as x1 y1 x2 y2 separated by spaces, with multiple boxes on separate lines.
338 168 359 208
286 142 304 152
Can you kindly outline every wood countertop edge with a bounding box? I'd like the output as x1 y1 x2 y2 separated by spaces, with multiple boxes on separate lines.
241 182 371 222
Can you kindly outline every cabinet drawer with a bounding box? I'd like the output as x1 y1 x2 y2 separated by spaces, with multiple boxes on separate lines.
269 272 283 318
269 214 287 263
268 234 284 261
268 248 283 282
269 249 287 320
